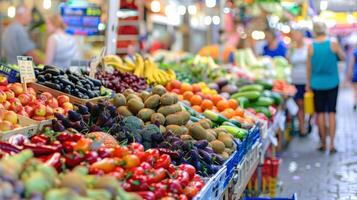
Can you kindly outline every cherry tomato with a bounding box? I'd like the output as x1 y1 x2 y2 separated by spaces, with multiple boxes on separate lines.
178 164 196 179
123 154 140 169
128 143 144 152
109 171 125 180
183 185 199 198
154 154 171 169
62 141 76 152
134 151 146 162
97 147 113 158
127 166 145 177
136 191 156 200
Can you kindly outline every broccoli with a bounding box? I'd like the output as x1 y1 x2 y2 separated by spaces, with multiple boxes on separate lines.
122 116 144 133
140 124 161 142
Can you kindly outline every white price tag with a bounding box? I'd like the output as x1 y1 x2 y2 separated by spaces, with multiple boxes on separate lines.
286 98 299 116
89 47 106 78
17 56 36 83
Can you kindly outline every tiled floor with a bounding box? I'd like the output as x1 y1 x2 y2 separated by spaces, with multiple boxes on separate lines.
278 87 357 200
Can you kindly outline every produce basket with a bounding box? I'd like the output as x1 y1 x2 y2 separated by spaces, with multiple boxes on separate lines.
244 194 297 200
193 166 227 200
1 115 38 141
28 82 111 105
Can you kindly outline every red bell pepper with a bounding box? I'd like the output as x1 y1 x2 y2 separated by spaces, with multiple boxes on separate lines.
44 152 63 171
147 168 167 184
154 154 171 169
178 164 196 179
22 143 60 156
0 141 22 154
8 134 29 146
31 135 49 144
90 158 116 173
136 191 156 200
64 152 84 168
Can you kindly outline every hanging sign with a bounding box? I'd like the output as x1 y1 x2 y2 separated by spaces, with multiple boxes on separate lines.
89 47 106 78
17 56 36 84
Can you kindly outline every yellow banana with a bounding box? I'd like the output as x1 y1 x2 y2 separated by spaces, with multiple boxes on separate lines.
124 57 136 71
166 69 176 80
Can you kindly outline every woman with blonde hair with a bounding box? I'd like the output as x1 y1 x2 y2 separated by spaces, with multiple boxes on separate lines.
45 14 78 68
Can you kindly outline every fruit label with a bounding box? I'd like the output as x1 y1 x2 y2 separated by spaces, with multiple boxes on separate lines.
17 56 36 84
89 47 106 78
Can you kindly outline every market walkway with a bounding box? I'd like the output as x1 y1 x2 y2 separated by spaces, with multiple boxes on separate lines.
278 87 357 200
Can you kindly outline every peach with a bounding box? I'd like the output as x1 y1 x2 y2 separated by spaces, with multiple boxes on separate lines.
3 111 17 125
9 83 24 96
34 104 46 117
0 120 12 131
57 95 70 106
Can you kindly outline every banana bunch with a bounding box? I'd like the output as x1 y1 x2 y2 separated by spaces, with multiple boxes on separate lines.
144 57 176 85
103 55 135 72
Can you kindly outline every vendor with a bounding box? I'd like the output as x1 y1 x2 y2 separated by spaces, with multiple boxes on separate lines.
262 29 287 58
2 5 43 64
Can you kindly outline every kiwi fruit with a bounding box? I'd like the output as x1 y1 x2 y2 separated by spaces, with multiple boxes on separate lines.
144 94 160 109
150 113 166 125
127 99 144 114
210 140 225 154
137 108 155 122
152 85 166 96
116 106 132 117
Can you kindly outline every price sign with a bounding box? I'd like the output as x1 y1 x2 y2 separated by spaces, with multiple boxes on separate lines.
89 47 106 78
17 56 36 84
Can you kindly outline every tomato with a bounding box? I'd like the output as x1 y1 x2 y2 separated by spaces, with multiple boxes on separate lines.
154 154 171 169
178 164 196 179
140 162 152 171
84 151 99 164
73 138 92 152
62 141 76 152
191 180 205 190
128 175 149 191
167 164 176 174
192 174 203 182
144 149 160 163
109 171 125 180
127 166 145 177
136 191 156 200
152 182 168 198
123 154 140 169
129 143 144 152
90 158 116 173
175 170 190 186
183 185 199 198
167 179 183 194
97 147 113 158
134 151 146 162
179 194 189 200
112 146 129 158
147 168 167 184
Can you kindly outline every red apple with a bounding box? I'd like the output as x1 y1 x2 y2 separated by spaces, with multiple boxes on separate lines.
27 87 36 97
0 76 8 86
24 106 34 117
41 92 53 101
62 102 74 111
54 107 65 115
3 101 11 109
0 90 6 103
0 109 5 120
0 104 4 110
17 110 29 118
32 116 46 121
5 90 15 100
9 99 23 113
34 104 46 117
47 98 59 108
57 95 70 106
46 115 55 119
0 120 13 131
18 93 32 105
45 106 54 117
3 111 18 125
9 83 24 96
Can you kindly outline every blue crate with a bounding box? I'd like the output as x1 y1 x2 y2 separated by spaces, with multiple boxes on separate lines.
244 194 297 200
193 166 227 200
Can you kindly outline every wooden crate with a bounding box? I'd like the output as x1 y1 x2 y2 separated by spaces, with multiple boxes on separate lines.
1 115 38 141
28 82 109 105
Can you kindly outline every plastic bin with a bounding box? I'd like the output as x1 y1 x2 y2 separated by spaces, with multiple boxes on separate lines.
193 166 227 200
244 193 297 200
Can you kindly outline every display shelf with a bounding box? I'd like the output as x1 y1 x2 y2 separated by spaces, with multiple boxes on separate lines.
117 35 139 41
119 20 139 26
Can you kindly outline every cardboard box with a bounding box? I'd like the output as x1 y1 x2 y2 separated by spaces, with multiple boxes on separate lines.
0 115 38 141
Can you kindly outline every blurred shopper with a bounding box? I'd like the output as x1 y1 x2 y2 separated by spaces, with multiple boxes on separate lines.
263 29 287 58
2 5 43 64
150 33 175 54
306 22 345 153
288 28 308 136
45 14 78 68
347 46 357 111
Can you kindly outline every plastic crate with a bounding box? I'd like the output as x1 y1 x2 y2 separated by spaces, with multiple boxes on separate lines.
244 194 297 200
193 166 227 200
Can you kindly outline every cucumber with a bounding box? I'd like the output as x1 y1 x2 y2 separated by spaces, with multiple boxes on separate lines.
237 97 249 109
252 97 274 107
262 90 272 98
231 91 261 101
271 92 283 105
203 110 228 125
239 84 264 92
252 106 271 118
222 121 237 127
180 102 204 119
190 116 201 122
219 125 248 140
255 79 273 90
229 119 242 127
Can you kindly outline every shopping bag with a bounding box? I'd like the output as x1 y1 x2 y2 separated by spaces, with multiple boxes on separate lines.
304 92 314 114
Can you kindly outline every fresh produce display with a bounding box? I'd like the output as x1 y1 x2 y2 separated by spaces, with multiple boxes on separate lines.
0 81 73 121
272 80 297 96
0 110 21 131
35 65 110 99
0 131 205 199
0 150 142 199
207 77 239 98
95 70 148 93
103 54 176 86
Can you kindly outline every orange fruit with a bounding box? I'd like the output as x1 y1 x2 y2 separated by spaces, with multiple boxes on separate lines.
221 110 234 119
228 99 238 109
216 100 229 112
192 105 202 113
211 106 218 112
190 95 203 106
204 94 213 101
201 99 214 110
225 108 235 118
165 83 173 91
171 80 181 89
235 107 245 117
212 95 223 106
180 83 193 93
178 95 184 101
192 84 201 93
183 91 194 101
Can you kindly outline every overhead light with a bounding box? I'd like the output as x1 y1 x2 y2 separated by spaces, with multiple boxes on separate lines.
348 13 355 24
178 5 186 15
165 4 176 17
188 5 197 15
7 6 16 18
205 0 216 8
98 23 105 31
204 16 212 25
320 0 328 11
43 0 51 10
191 18 199 26
251 30 265 40
151 0 161 13
281 25 291 34
212 16 220 25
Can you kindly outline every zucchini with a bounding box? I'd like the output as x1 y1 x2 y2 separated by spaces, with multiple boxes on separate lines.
252 96 274 107
190 116 201 122
239 84 263 92
229 119 242 127
222 121 237 127
219 125 248 140
203 110 228 125
231 91 261 101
